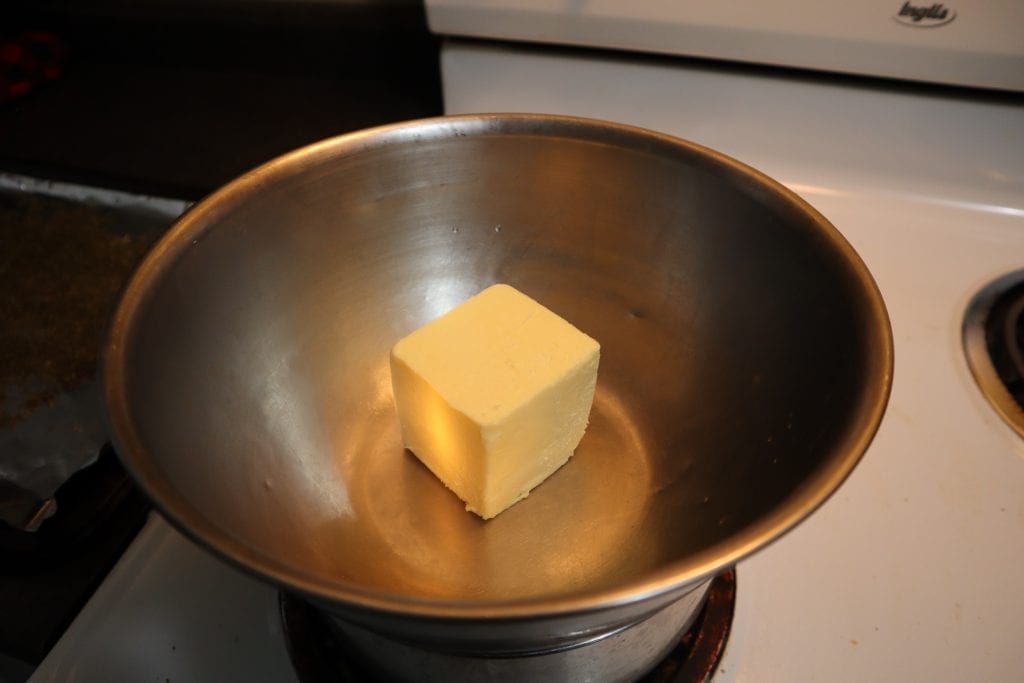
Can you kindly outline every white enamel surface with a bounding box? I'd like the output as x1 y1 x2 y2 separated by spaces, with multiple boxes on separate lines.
28 517 298 683
425 0 1024 91
30 40 1024 683
718 190 1024 682
440 43 1024 682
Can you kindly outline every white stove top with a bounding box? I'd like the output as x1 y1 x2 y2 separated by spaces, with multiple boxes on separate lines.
30 40 1024 683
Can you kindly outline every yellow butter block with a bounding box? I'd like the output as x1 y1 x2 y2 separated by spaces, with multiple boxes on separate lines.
390 284 600 519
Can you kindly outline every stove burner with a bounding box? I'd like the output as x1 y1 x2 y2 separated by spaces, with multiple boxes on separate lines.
0 445 150 664
964 271 1024 437
280 569 735 683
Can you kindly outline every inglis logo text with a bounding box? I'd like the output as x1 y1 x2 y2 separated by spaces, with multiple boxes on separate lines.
894 2 956 27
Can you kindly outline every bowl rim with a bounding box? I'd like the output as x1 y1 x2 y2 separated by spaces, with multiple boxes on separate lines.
102 112 894 621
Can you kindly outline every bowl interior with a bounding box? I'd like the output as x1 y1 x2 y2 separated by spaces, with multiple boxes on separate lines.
106 116 890 611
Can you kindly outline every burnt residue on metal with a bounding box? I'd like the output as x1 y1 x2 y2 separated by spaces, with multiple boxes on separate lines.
0 191 156 427
642 569 736 683
983 279 1024 408
279 569 737 683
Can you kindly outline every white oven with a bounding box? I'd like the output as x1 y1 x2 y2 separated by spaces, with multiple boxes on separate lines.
427 4 1024 680
27 2 1024 681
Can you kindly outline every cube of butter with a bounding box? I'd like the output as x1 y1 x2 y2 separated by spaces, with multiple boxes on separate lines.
390 284 600 519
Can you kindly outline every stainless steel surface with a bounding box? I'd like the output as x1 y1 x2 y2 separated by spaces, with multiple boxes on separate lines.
963 269 1024 439
103 114 892 655
329 579 711 682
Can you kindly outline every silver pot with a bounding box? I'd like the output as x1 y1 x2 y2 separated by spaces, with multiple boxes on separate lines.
103 114 892 681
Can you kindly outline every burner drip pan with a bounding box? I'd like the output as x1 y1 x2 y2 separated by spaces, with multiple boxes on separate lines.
964 270 1024 438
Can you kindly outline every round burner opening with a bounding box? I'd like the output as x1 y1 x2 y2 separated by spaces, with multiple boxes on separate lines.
964 271 1024 438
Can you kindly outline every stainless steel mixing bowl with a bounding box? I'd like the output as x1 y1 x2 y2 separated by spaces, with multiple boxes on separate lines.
103 114 892 677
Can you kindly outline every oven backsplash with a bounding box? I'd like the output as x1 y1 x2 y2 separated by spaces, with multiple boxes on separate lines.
425 0 1023 92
